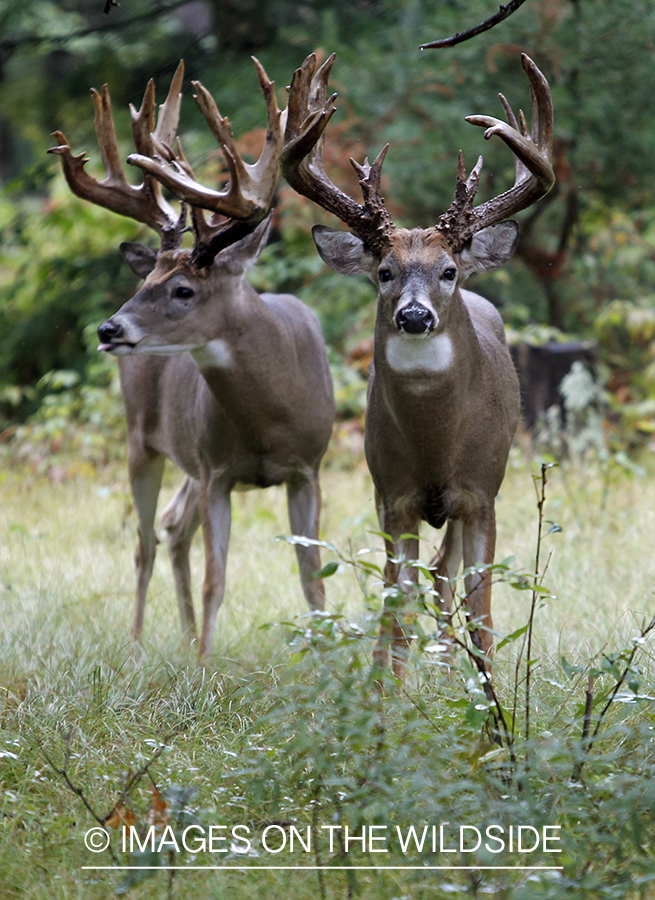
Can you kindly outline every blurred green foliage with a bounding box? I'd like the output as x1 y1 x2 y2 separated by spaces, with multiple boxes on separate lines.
3 0 655 451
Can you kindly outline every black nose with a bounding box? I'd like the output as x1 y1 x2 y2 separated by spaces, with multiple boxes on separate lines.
97 319 124 343
395 304 434 335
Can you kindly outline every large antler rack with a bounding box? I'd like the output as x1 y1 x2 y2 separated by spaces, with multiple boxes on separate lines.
48 62 185 250
433 53 555 250
281 53 395 257
127 58 284 268
281 52 554 257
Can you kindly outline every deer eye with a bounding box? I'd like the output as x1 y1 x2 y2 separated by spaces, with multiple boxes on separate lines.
174 285 194 299
442 267 457 282
378 268 393 283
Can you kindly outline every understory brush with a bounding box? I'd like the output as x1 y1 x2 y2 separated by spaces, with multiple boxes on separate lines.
1 458 655 898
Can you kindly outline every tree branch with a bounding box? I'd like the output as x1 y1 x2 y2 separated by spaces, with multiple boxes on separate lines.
1 1 190 55
420 0 531 50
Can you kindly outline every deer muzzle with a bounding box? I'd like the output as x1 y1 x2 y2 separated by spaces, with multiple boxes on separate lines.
97 318 136 353
394 303 435 336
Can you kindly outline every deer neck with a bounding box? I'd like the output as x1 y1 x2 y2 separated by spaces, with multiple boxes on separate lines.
189 281 289 427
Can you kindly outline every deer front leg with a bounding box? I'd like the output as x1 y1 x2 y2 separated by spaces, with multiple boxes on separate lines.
374 494 420 680
198 477 232 658
286 471 326 612
160 476 201 643
430 518 463 650
129 452 166 643
462 507 496 659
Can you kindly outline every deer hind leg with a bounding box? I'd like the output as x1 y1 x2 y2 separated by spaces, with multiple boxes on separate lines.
129 451 166 643
462 507 496 660
160 476 201 644
286 471 326 612
430 518 463 653
373 493 419 681
198 477 232 658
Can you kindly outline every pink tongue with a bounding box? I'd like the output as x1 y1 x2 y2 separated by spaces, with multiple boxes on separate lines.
98 343 112 352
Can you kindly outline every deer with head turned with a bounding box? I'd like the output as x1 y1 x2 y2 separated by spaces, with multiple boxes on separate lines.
282 53 554 677
49 59 335 657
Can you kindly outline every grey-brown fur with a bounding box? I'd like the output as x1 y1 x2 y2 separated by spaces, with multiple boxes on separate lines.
314 224 520 675
99 220 335 656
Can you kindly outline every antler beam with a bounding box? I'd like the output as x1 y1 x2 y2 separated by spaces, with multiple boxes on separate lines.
281 52 395 256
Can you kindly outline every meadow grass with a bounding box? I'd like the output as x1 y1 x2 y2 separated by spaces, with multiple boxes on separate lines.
1 448 655 898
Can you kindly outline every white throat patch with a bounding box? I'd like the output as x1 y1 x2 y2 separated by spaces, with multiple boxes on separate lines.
386 332 453 374
191 339 233 370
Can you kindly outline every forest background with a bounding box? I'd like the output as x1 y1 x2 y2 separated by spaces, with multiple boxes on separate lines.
3 0 655 465
5 4 655 898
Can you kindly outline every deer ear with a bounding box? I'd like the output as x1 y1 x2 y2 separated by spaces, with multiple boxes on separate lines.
217 214 273 275
459 221 519 279
312 225 377 279
120 242 158 279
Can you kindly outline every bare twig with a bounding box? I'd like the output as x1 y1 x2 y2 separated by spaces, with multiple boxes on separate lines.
121 738 171 799
420 0 531 49
37 740 120 864
524 463 551 743
572 614 655 782
581 675 595 743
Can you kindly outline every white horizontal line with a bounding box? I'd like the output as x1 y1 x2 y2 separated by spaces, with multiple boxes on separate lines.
83 865 564 871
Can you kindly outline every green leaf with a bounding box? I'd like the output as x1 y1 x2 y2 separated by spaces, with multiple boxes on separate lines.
367 529 393 542
355 560 385 577
510 577 532 591
497 623 529 651
561 656 585 679
312 561 339 580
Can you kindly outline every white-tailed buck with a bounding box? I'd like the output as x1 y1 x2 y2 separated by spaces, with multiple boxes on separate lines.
49 60 335 657
282 53 554 676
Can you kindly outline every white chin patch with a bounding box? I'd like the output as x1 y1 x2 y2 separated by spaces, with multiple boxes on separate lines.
386 332 453 373
191 339 233 370
126 342 195 356
100 343 134 356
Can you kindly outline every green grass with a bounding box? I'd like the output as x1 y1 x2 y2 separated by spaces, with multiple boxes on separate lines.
1 450 655 898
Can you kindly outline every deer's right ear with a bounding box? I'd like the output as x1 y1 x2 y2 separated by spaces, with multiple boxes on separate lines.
120 242 158 279
312 225 377 279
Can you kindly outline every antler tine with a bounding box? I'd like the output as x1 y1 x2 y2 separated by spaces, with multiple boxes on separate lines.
155 60 185 147
48 71 182 236
126 57 285 265
130 79 157 157
282 53 337 168
435 53 554 249
93 85 126 187
248 57 284 189
129 61 184 158
433 152 484 242
281 52 395 256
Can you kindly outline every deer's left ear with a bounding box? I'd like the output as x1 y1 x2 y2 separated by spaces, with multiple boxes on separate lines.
218 214 273 275
459 221 519 279
120 242 158 279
